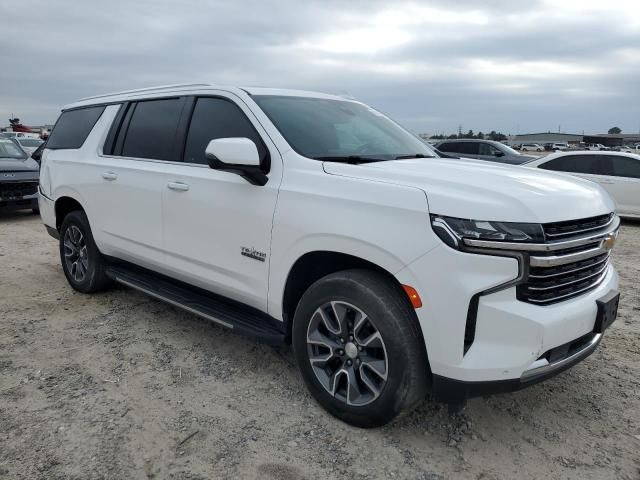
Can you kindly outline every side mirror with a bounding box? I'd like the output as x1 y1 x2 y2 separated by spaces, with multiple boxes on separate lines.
494 151 505 157
205 138 267 186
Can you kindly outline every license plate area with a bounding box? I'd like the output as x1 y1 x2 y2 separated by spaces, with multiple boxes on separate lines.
593 290 620 334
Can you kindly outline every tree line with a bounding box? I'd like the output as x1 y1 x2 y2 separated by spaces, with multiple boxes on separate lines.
428 130 508 141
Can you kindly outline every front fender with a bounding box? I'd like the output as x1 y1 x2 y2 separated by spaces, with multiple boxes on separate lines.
267 171 438 319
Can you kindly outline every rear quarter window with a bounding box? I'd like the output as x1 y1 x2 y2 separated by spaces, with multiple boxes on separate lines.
46 106 106 150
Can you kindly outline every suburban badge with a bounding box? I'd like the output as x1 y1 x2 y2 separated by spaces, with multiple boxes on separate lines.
241 246 266 262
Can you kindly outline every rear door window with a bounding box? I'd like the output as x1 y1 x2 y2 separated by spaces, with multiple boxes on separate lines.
46 106 105 150
608 155 640 179
540 155 603 174
121 98 184 161
183 97 269 171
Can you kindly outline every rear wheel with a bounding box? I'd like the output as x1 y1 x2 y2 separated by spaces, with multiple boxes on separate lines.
292 269 429 427
59 210 112 293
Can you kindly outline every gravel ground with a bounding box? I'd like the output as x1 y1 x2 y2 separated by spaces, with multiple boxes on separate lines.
1 212 639 480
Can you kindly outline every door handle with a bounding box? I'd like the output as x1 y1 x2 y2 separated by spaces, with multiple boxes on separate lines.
167 181 190 192
102 172 118 181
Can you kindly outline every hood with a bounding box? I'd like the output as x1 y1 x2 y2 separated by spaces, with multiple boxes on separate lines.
323 158 615 223
0 156 40 173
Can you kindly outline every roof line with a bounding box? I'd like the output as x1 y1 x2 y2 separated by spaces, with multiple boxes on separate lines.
78 83 211 101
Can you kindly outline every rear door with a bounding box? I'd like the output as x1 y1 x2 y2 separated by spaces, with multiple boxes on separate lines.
159 94 282 310
92 97 187 268
599 155 640 216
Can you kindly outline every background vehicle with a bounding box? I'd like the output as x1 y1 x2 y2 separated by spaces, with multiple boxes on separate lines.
546 142 569 151
0 138 40 213
520 143 544 152
39 84 620 427
525 151 640 218
434 139 534 164
0 131 41 140
14 137 44 156
585 143 609 151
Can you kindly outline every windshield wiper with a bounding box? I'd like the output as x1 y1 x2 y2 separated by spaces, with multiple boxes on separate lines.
313 155 386 164
394 153 435 160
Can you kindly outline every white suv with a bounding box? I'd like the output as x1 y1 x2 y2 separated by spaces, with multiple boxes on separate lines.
38 84 620 427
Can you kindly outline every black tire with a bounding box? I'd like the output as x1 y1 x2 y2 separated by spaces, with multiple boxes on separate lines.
292 269 429 427
59 210 113 293
32 208 40 215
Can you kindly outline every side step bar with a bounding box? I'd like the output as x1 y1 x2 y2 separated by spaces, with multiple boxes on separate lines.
105 263 286 345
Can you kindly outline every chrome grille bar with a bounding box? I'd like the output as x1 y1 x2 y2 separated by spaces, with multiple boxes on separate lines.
528 254 609 279
525 261 609 291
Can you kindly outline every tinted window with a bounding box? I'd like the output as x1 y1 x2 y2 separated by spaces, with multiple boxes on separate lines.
184 97 269 170
458 142 479 155
47 106 105 150
121 99 183 160
437 142 460 153
609 156 640 179
540 155 603 174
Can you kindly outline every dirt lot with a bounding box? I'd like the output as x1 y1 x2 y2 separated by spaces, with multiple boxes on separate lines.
0 212 638 480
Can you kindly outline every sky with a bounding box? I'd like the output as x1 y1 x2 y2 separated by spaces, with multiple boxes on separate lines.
1 0 639 136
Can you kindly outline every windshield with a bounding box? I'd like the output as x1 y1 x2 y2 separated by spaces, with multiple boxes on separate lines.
0 139 27 159
18 138 43 147
253 95 434 161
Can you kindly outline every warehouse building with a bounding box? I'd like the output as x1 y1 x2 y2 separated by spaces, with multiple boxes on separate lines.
509 132 583 146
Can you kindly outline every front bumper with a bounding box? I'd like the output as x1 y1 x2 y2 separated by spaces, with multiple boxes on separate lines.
395 242 619 396
431 329 605 403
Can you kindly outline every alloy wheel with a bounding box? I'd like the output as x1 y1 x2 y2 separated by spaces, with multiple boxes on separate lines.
306 301 388 406
63 225 89 283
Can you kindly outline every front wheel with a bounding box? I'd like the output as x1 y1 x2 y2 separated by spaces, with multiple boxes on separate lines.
59 210 113 293
292 269 429 427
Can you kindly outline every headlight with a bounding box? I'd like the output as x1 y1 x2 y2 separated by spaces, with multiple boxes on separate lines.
430 214 544 250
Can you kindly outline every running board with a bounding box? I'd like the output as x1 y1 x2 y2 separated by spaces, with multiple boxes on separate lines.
105 263 286 345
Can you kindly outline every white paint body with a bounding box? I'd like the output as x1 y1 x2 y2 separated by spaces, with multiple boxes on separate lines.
525 151 640 219
39 84 619 384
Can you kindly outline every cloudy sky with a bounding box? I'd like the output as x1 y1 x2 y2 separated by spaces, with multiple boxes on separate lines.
1 0 639 135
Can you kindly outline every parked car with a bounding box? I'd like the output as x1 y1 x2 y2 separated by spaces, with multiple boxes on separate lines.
39 84 620 427
551 142 569 151
434 139 534 164
614 146 634 153
0 138 40 214
14 137 44 156
520 143 544 152
585 143 609 151
0 131 41 140
525 151 640 218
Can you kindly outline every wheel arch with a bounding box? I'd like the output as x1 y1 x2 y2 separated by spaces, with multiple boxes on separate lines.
280 250 413 343
54 196 85 231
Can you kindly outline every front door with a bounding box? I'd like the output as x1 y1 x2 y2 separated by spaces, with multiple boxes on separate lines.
161 94 282 311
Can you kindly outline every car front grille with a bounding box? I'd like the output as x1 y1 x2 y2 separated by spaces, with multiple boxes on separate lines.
0 181 38 200
517 215 616 305
542 213 614 240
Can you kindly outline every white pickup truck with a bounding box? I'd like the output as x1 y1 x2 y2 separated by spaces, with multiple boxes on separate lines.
38 84 620 426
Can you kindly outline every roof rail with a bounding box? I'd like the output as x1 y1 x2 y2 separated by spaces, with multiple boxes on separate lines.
78 83 211 101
